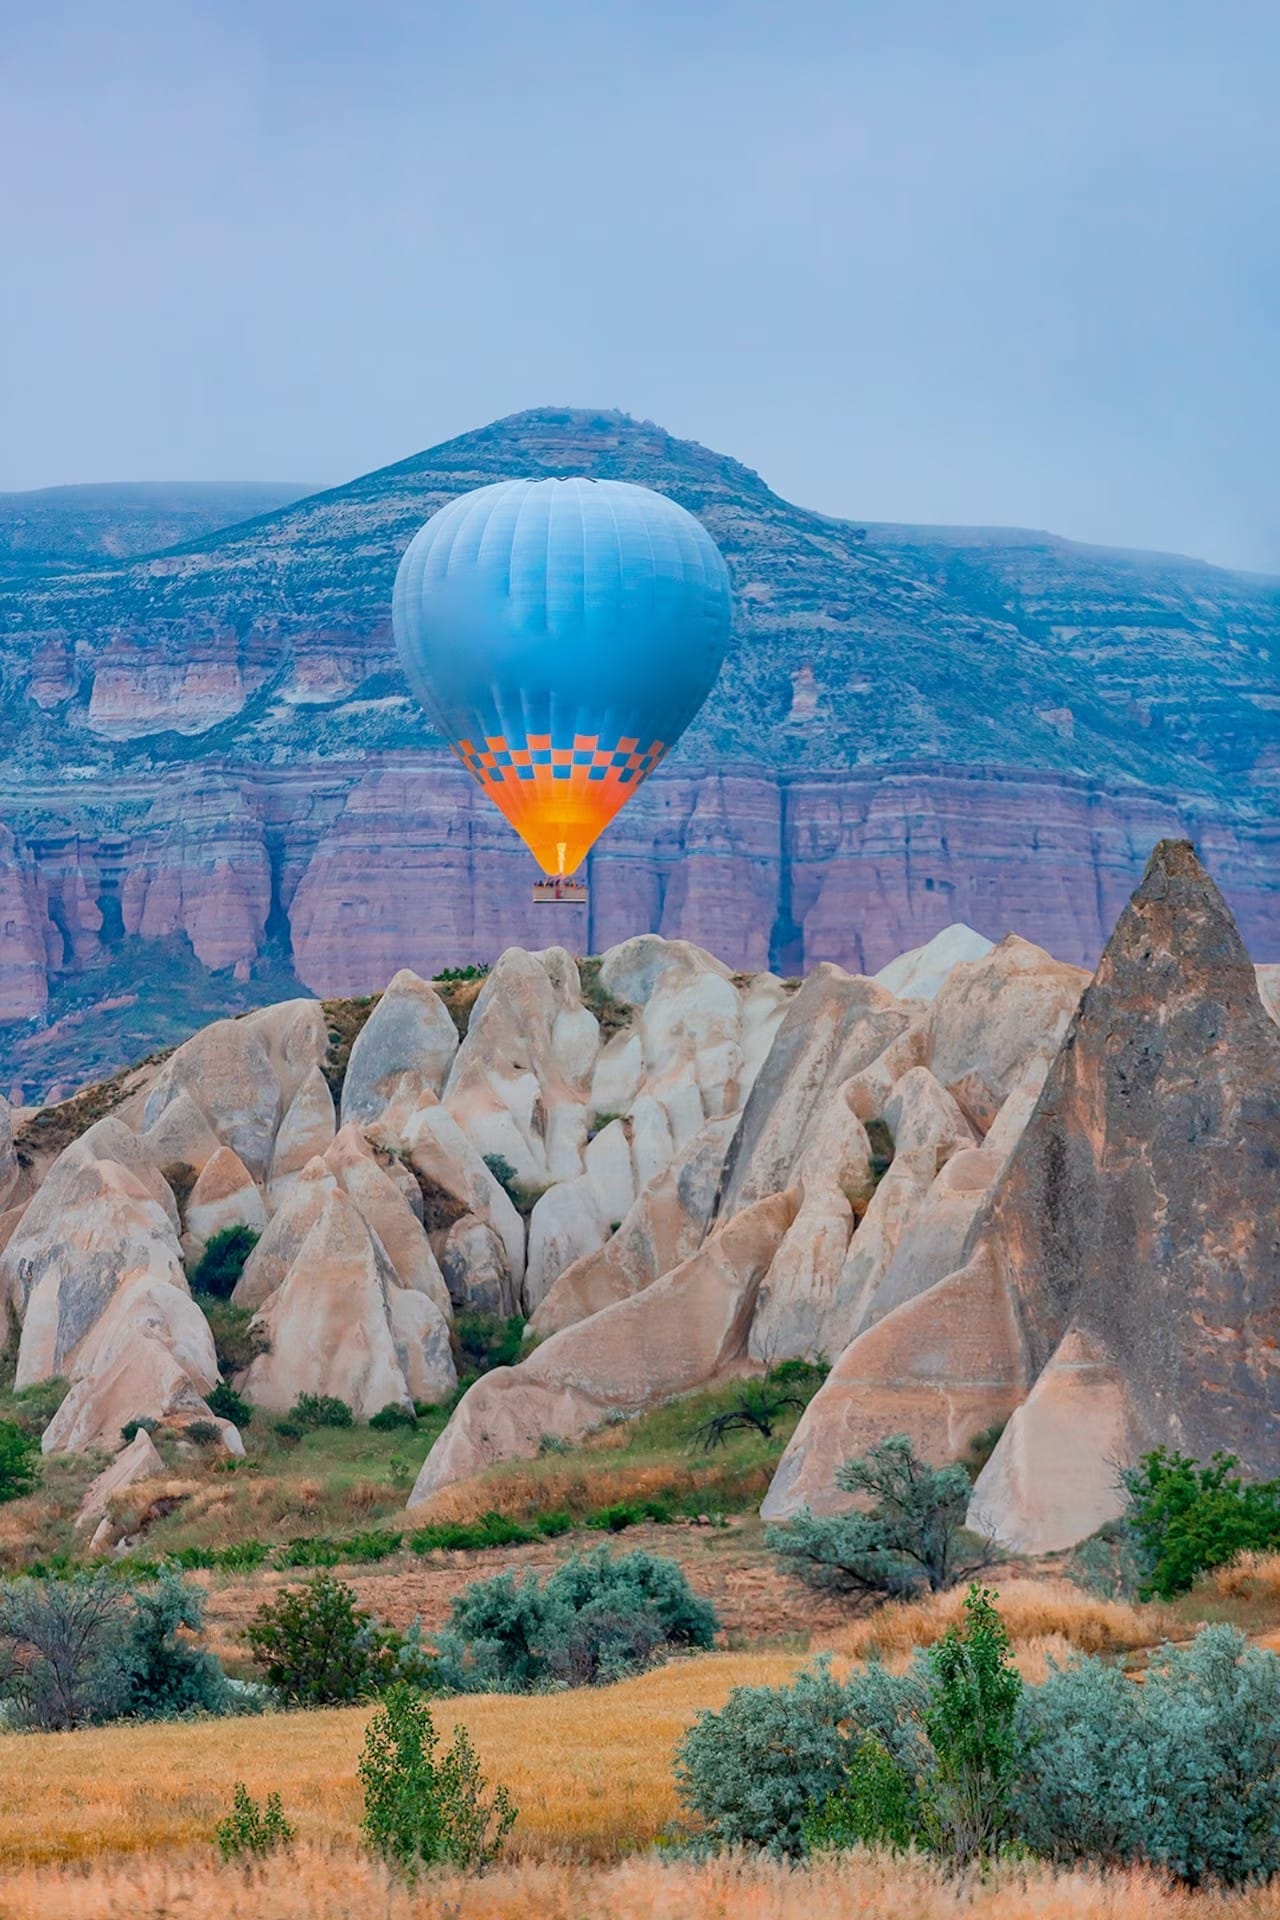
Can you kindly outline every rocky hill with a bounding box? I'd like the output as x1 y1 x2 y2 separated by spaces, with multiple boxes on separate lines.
2 846 1276 1561
0 480 315 578
0 407 1277 1098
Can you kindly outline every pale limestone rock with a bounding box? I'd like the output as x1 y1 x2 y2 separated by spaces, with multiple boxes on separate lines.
143 1090 223 1181
875 924 995 1004
524 1180 610 1314
243 1190 427 1418
968 1327 1134 1554
340 970 459 1126
528 1115 736 1337
596 933 733 1008
628 1093 675 1192
75 1428 165 1529
268 1065 336 1207
924 934 1088 1105
443 947 597 1187
44 1341 216 1455
386 1284 456 1405
410 1192 796 1505
143 1017 282 1178
582 1120 635 1229
982 1056 1052 1165
377 1095 524 1294
232 1158 337 1312
72 1118 180 1231
323 1126 450 1316
1257 964 1280 1026
589 1031 644 1118
439 1216 515 1316
738 974 792 1096
184 1146 268 1256
761 1248 1029 1519
239 998 330 1110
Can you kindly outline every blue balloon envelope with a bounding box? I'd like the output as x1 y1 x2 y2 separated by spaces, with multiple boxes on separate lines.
392 476 731 874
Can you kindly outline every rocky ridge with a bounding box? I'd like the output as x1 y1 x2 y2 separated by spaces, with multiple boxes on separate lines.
5 840 1273 1560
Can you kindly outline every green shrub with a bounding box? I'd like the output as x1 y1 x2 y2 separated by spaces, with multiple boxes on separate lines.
1017 1624 1280 1886
274 1418 303 1441
184 1420 223 1446
369 1402 418 1431
767 1433 989 1600
200 1299 269 1375
189 1225 260 1300
288 1393 354 1431
6 1378 69 1440
674 1657 930 1857
214 1782 294 1860
435 1546 718 1694
586 1497 675 1532
245 1572 413 1706
127 1569 230 1719
359 1682 516 1878
0 1419 37 1503
802 1735 918 1855
206 1381 252 1427
692 1374 807 1449
1122 1448 1280 1599
453 1311 526 1377
919 1584 1023 1867
120 1416 158 1445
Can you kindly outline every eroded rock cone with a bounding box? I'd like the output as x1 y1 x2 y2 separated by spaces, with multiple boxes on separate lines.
972 838 1280 1546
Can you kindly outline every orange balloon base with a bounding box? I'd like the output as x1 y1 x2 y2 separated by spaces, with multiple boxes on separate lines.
452 730 666 877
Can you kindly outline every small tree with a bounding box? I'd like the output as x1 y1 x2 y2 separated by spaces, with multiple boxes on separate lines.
359 1682 516 1877
919 1584 1023 1868
0 1572 133 1730
127 1568 229 1718
214 1783 295 1860
1122 1448 1280 1599
189 1225 260 1299
0 1420 37 1503
692 1375 807 1450
246 1573 399 1706
767 1434 992 1601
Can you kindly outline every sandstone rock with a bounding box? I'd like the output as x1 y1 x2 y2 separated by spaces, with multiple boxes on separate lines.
524 1180 611 1314
75 1428 165 1529
439 1216 514 1317
143 1018 282 1179
231 1159 337 1312
238 999 330 1110
386 1284 456 1405
410 1191 796 1505
875 923 996 1003
967 1327 1134 1554
582 1119 636 1229
528 1115 737 1337
376 1095 524 1296
924 934 1088 1105
142 1090 223 1181
967 840 1280 1546
243 1190 447 1417
267 1066 336 1206
44 1338 220 1455
1258 964 1280 1027
71 1118 180 1231
340 969 459 1126
0 1095 18 1212
443 947 597 1187
761 1247 1028 1519
322 1125 451 1316
184 1146 268 1255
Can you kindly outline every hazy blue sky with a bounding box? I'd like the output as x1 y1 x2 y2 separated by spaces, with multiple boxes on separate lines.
3 1 1278 569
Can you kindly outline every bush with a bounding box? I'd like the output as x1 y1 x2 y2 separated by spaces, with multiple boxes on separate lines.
0 1568 228 1730
189 1225 260 1300
206 1381 252 1427
214 1783 294 1860
675 1657 930 1857
0 1419 37 1503
767 1433 990 1600
288 1393 354 1431
453 1311 525 1378
120 1416 158 1445
184 1419 223 1446
1017 1624 1280 1885
918 1583 1023 1867
1122 1448 1280 1599
435 1546 718 1694
369 1402 418 1431
245 1572 415 1706
802 1735 918 1855
359 1681 516 1877
692 1374 807 1450
6 1378 69 1440
201 1299 269 1375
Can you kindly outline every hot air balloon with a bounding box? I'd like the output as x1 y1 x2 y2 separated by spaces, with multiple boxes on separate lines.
392 477 732 899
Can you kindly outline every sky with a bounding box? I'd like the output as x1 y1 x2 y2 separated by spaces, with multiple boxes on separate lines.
3 1 1278 571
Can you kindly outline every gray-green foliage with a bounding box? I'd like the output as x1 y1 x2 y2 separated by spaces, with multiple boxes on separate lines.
1017 1624 1280 1887
359 1681 516 1878
766 1433 990 1600
674 1656 930 1857
0 1568 228 1731
434 1546 718 1694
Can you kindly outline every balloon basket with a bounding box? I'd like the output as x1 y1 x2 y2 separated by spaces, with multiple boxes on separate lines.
533 877 588 905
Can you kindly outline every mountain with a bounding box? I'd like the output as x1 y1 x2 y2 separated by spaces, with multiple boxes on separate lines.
0 480 318 577
0 406 1276 1102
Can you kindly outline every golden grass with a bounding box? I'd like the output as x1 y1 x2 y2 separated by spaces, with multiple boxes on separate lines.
0 1650 806 1867
822 1579 1177 1662
2 1845 1278 1920
1210 1552 1280 1605
413 1456 774 1526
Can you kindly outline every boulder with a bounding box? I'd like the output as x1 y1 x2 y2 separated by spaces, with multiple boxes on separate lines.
410 1191 797 1505
267 1065 336 1206
184 1145 268 1256
874 923 996 1004
439 1216 515 1316
340 969 459 1126
142 1017 282 1179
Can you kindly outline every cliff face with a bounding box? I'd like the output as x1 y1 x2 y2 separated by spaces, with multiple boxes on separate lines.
0 407 1277 1097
